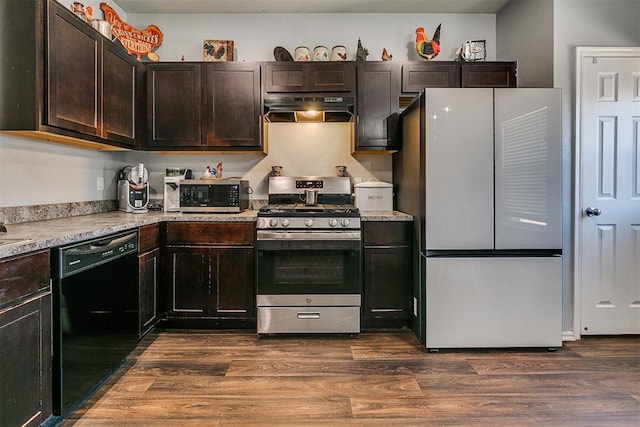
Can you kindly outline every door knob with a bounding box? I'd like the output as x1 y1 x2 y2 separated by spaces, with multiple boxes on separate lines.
585 207 602 217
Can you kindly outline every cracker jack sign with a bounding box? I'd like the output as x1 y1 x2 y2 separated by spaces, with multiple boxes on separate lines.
100 3 163 61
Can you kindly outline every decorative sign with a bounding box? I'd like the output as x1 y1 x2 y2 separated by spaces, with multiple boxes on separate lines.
459 40 486 62
203 40 234 61
99 3 163 61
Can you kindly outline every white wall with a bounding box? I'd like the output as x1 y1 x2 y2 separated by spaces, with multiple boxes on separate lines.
127 123 391 200
1 8 497 207
497 0 554 87
125 13 496 62
0 134 125 206
552 0 640 335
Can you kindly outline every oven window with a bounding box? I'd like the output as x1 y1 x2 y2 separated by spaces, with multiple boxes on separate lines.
275 252 345 285
258 247 361 295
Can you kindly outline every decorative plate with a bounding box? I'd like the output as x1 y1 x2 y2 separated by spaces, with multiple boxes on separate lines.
274 46 293 61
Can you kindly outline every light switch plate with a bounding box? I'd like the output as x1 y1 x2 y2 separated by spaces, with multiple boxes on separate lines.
97 176 104 191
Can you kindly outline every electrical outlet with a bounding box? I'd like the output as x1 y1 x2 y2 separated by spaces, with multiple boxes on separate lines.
96 176 104 191
413 297 418 317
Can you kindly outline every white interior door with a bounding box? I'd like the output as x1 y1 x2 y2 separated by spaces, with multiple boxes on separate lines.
578 50 640 335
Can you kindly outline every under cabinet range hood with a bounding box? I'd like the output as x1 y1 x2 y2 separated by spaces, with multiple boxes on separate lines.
264 96 354 123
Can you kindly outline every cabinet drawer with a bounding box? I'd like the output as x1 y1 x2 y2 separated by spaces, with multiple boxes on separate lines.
363 222 411 246
138 223 159 252
0 250 50 308
257 306 360 334
166 222 254 245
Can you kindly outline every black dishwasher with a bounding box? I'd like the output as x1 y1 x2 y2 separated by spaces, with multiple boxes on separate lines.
51 230 139 416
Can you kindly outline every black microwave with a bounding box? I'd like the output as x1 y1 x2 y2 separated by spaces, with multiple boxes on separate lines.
179 179 249 213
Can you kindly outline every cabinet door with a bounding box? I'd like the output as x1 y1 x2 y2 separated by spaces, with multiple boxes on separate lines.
355 62 399 152
212 248 255 319
204 63 262 150
401 61 459 93
166 247 209 316
103 41 138 147
363 247 410 326
461 62 517 88
0 295 52 427
308 62 355 92
146 63 202 148
47 1 101 136
0 250 52 427
138 248 159 336
264 62 355 92
362 222 412 328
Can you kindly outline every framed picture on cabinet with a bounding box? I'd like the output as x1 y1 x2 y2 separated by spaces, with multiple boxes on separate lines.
203 40 234 61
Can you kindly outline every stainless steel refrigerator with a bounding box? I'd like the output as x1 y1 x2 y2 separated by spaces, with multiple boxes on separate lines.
394 88 562 350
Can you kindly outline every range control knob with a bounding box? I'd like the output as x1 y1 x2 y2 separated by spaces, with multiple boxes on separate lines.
305 219 314 228
341 218 350 227
269 218 279 227
328 218 338 227
281 218 290 227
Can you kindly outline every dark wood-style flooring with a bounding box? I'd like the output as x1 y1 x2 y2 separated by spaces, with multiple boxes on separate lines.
63 329 640 426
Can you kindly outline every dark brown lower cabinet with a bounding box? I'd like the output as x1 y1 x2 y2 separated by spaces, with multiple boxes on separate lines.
164 222 255 327
138 224 160 337
362 222 412 329
0 250 52 427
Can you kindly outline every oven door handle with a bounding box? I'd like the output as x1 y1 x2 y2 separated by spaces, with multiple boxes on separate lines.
297 312 321 320
256 231 361 241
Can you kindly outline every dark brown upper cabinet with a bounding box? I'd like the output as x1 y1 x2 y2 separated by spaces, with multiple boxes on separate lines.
354 62 400 153
204 63 263 150
401 61 517 94
146 63 202 149
401 61 460 94
0 0 139 149
264 62 355 93
461 62 517 88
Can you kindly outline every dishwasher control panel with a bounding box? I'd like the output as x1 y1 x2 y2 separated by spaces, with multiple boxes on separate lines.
53 230 138 278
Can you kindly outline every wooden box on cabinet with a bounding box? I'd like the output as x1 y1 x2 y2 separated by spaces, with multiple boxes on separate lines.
138 224 160 337
164 222 255 327
0 250 52 427
354 62 400 152
362 222 412 329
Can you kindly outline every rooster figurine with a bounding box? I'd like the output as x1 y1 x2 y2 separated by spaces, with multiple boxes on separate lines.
415 24 441 61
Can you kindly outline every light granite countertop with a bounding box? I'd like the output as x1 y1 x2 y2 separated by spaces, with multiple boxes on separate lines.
0 210 412 259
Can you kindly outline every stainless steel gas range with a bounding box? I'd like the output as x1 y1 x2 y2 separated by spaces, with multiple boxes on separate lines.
256 176 362 335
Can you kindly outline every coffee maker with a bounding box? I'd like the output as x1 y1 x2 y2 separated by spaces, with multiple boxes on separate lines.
118 163 149 213
163 168 189 212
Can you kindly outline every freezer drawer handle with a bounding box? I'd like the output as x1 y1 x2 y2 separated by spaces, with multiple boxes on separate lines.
585 207 602 217
297 312 321 320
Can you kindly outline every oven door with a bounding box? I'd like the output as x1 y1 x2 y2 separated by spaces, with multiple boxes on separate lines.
256 230 361 295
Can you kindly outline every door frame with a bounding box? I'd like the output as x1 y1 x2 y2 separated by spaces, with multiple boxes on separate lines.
573 46 640 339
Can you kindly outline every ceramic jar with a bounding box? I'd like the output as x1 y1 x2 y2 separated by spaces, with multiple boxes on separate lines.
313 46 329 61
331 45 347 61
294 46 310 61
